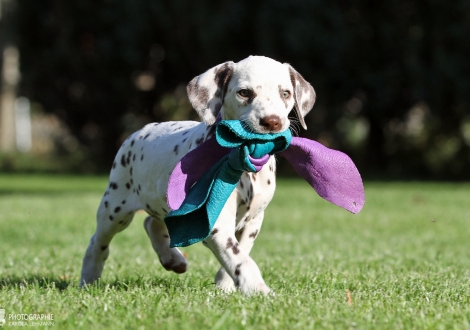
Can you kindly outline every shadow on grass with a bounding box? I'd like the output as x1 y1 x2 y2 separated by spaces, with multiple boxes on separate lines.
0 275 73 291
86 276 215 292
0 274 215 293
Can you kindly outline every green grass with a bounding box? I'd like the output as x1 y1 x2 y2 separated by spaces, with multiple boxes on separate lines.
0 174 469 329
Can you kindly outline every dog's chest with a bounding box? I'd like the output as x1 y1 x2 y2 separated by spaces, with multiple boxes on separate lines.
234 157 277 230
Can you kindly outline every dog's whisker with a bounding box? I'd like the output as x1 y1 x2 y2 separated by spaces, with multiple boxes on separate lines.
289 126 299 137
288 117 301 136
239 118 255 133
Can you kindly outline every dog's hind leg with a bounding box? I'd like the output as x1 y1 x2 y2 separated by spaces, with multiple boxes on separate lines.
143 216 187 273
80 183 136 286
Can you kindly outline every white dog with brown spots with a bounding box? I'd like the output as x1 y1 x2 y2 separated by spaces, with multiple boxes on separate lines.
80 55 316 295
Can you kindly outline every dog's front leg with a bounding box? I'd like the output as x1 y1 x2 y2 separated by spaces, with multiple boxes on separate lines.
205 201 270 295
213 211 265 293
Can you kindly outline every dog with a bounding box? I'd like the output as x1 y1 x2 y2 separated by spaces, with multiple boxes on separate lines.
80 55 316 295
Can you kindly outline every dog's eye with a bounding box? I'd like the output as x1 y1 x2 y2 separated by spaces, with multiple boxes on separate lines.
282 90 291 99
237 89 251 98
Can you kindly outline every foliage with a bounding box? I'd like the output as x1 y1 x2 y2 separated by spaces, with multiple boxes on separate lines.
0 175 469 328
6 0 470 178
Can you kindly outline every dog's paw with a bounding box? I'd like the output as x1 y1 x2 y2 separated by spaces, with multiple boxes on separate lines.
239 282 272 296
214 268 236 293
161 248 187 274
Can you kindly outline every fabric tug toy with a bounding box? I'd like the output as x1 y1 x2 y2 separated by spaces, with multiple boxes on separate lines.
165 120 365 247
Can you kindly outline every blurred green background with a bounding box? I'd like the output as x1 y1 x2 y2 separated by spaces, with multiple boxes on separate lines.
0 0 469 179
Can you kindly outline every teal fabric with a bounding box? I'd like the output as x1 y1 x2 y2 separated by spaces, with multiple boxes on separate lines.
165 120 292 247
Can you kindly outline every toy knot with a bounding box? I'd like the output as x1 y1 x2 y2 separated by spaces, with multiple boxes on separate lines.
216 120 292 172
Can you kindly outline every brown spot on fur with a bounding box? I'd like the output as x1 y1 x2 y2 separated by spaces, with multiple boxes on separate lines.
232 244 240 255
197 86 209 106
241 89 257 105
195 135 205 145
146 204 160 217
114 207 121 213
211 228 219 235
188 78 210 111
249 230 259 238
234 263 242 276
214 62 234 100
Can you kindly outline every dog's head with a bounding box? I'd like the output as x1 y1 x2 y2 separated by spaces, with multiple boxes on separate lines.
187 55 316 133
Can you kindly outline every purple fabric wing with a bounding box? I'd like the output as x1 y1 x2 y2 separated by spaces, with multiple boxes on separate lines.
167 136 231 210
279 137 365 213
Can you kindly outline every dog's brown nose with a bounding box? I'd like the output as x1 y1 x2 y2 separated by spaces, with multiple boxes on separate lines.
259 115 281 132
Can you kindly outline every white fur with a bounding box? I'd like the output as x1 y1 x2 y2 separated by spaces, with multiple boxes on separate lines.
80 55 315 295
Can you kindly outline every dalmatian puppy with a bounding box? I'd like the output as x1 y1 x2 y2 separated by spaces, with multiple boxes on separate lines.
80 55 316 295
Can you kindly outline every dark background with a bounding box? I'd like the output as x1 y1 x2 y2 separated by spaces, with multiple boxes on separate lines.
1 0 469 179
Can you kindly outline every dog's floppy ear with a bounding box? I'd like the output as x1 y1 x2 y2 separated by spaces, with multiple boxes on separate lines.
187 61 235 125
286 64 316 130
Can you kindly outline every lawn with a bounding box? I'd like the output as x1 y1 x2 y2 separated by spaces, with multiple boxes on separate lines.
0 174 469 329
